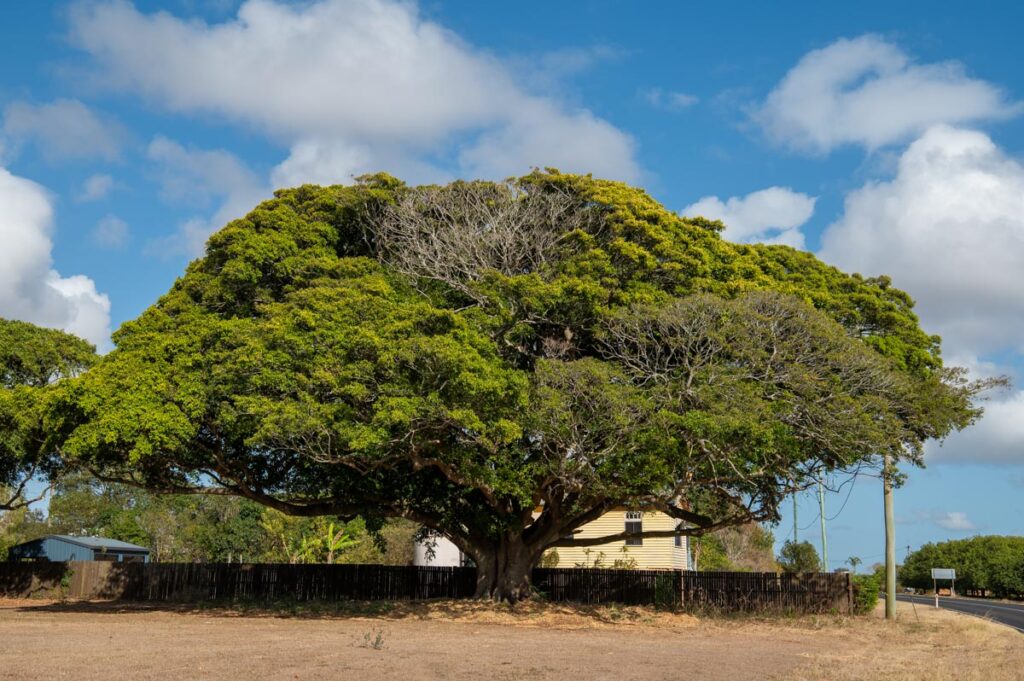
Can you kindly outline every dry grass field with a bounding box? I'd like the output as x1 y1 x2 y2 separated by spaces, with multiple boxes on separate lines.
0 597 1019 680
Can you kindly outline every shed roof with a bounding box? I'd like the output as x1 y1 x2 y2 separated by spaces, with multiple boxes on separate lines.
42 535 150 552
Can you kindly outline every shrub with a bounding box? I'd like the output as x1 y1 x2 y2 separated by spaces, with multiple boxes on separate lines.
852 573 881 615
654 572 679 610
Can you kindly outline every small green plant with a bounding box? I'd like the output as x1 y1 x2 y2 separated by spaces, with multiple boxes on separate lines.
57 565 75 600
851 573 881 615
612 546 638 570
361 628 386 650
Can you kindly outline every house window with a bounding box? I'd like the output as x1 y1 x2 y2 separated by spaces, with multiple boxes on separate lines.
625 511 643 546
674 523 684 548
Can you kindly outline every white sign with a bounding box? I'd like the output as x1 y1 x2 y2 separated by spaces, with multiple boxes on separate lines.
931 568 956 580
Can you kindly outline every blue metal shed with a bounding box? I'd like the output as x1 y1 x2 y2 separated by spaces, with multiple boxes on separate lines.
7 535 150 563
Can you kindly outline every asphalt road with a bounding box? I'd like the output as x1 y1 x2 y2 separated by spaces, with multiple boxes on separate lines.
895 594 1024 633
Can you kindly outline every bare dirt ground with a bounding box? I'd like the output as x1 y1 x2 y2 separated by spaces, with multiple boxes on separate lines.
0 598 1019 681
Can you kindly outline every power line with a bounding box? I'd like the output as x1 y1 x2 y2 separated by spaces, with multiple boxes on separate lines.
826 473 858 522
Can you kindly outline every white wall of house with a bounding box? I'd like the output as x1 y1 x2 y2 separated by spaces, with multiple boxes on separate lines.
412 532 464 567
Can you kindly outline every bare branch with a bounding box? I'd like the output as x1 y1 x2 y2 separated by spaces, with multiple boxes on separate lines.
369 180 605 302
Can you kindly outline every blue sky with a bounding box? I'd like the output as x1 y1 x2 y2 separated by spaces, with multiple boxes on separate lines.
2 0 1023 568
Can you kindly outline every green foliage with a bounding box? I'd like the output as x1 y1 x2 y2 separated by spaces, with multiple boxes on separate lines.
693 523 777 571
0 319 96 509
900 536 1024 598
0 503 45 560
852 573 881 614
0 473 413 565
0 318 96 389
778 540 823 573
693 534 731 570
43 171 988 597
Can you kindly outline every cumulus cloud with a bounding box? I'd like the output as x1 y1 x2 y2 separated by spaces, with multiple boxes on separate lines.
77 173 115 202
933 512 977 532
457 101 639 182
67 0 640 185
927 391 1024 465
91 214 129 249
820 126 1024 359
2 99 124 162
145 136 269 256
681 186 815 247
820 125 1024 464
754 35 1019 153
0 167 111 350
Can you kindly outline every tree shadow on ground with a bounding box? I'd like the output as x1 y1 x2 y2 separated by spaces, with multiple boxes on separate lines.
8 597 696 627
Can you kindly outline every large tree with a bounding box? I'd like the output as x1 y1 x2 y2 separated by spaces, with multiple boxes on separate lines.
0 318 96 510
48 172 991 600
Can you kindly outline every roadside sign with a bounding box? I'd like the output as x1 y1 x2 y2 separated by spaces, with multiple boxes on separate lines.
931 568 956 607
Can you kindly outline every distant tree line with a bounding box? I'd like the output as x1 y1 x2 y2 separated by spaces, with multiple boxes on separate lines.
900 536 1024 599
0 473 415 565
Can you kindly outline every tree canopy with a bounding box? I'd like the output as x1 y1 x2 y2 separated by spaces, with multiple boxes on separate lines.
901 536 1024 598
777 540 823 573
46 171 990 599
0 318 96 510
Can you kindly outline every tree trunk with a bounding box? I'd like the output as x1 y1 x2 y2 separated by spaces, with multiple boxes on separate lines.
471 535 538 603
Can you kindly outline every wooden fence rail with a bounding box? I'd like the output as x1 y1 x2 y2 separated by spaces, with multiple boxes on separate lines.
0 562 851 613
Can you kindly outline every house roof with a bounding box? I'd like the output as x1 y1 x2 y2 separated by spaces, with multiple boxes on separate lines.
42 535 150 552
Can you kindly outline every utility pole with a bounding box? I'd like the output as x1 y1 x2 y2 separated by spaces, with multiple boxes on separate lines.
793 490 798 543
817 477 828 571
884 452 896 620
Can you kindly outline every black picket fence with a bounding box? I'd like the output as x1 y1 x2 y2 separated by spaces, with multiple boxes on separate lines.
680 570 852 613
533 567 682 606
0 561 851 612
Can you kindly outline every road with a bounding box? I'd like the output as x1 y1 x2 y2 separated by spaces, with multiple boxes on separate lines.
895 594 1024 633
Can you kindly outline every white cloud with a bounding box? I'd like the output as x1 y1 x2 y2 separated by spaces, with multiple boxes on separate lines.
643 88 699 111
933 512 977 532
77 173 115 202
145 136 269 256
820 125 1024 465
91 214 129 249
458 101 640 182
67 0 640 186
2 99 124 162
0 166 111 350
681 186 815 247
927 391 1024 465
270 138 451 189
754 35 1020 154
820 126 1024 359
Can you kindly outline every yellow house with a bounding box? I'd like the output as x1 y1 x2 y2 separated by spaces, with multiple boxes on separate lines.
543 509 691 570
413 509 691 570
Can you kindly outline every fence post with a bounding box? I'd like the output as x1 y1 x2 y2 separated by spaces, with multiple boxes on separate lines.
846 571 854 614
